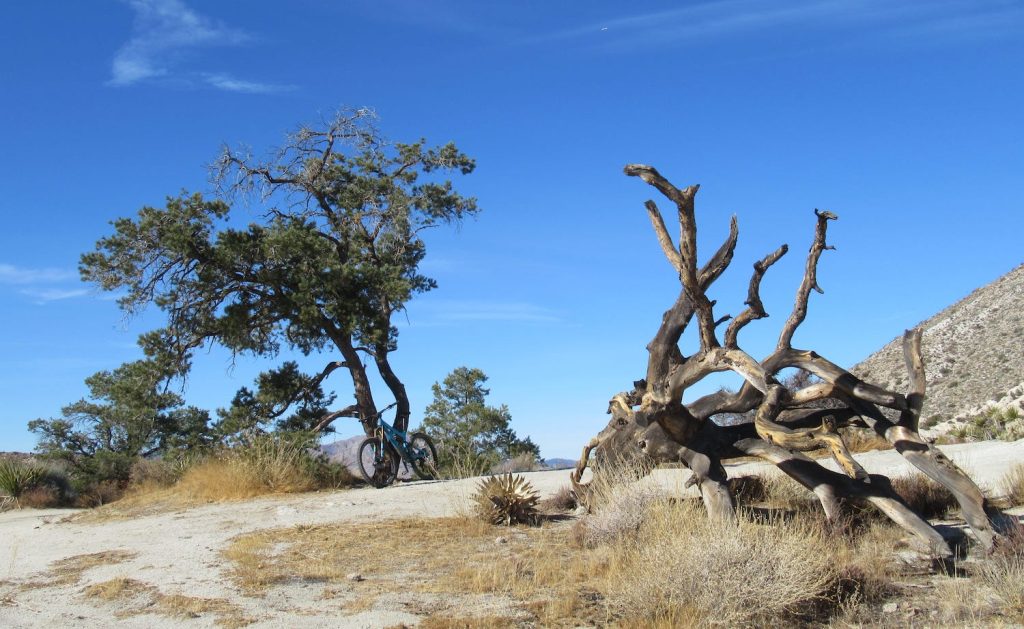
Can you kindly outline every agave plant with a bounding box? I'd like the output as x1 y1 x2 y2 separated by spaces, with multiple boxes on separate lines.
0 459 45 507
473 473 540 526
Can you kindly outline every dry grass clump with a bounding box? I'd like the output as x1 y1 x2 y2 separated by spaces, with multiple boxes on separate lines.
83 577 252 626
46 550 138 586
758 472 819 512
148 433 353 504
841 427 894 453
539 484 577 513
890 473 958 519
472 473 540 526
608 499 840 627
977 524 1024 621
1000 463 1024 506
571 464 674 548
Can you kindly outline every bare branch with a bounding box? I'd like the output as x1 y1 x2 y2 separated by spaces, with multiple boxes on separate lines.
644 200 683 271
312 404 360 433
899 328 926 431
777 209 837 350
724 243 788 347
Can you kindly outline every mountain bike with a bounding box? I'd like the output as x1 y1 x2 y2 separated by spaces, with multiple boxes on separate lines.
357 402 439 488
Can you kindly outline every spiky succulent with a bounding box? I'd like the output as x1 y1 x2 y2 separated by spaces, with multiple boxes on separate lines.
0 460 45 506
473 473 540 526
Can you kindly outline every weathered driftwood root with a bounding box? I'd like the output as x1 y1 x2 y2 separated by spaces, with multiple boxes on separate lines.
574 164 1000 552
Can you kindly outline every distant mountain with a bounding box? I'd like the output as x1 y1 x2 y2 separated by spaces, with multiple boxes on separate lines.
320 435 418 480
543 458 576 470
852 264 1024 434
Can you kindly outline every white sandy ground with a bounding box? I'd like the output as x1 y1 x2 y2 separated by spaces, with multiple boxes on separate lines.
1 439 1023 628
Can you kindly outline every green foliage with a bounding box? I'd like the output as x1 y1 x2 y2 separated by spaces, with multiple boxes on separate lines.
420 367 540 476
216 361 336 439
0 459 43 501
0 459 69 508
472 473 540 526
28 359 212 492
80 109 478 433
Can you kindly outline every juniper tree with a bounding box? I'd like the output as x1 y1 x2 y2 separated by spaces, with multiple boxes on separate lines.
81 109 477 435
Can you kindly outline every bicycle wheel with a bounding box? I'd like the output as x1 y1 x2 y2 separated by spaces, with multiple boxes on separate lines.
408 432 439 480
357 437 399 488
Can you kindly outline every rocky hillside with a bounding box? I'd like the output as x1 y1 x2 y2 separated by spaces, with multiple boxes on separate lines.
852 264 1024 435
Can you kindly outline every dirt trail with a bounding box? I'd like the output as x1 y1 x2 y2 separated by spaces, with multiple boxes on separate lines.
1 439 1021 628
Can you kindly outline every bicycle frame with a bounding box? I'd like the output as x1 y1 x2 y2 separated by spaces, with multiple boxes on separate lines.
368 404 428 467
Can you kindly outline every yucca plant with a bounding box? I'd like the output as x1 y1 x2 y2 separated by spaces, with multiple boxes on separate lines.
0 459 46 508
473 473 540 526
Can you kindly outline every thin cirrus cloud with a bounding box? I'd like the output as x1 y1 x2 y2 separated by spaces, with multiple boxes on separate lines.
110 0 294 93
0 263 87 304
526 0 1024 51
412 300 562 325
0 263 77 285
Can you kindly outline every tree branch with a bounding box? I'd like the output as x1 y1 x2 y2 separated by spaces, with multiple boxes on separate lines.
777 209 836 350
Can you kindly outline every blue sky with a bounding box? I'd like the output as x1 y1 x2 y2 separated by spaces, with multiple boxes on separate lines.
1 0 1022 457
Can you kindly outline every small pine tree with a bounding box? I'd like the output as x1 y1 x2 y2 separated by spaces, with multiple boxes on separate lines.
419 367 539 475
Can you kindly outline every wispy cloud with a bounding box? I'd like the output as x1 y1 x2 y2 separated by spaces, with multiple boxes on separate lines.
0 263 89 305
18 288 91 304
413 300 562 324
528 0 1024 52
201 73 295 94
0 263 77 285
110 0 293 93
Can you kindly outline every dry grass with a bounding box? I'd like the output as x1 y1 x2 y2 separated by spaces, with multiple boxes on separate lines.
890 473 958 519
1000 463 1024 506
82 577 253 626
976 524 1024 622
76 437 354 521
609 499 840 627
842 428 894 453
46 550 138 585
224 515 617 626
539 484 577 513
82 577 154 601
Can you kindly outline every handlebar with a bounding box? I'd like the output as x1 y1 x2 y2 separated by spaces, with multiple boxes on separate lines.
375 402 398 418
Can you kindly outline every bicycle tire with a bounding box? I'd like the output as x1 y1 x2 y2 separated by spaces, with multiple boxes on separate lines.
408 432 439 480
357 437 399 488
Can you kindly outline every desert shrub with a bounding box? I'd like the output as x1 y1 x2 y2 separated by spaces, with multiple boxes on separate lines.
76 479 126 507
729 475 769 505
18 484 63 508
472 473 540 526
0 459 45 504
174 432 353 501
610 498 840 627
1001 464 1024 506
842 428 893 453
128 457 187 490
540 484 577 513
490 452 541 474
0 459 70 508
573 466 673 547
890 473 958 519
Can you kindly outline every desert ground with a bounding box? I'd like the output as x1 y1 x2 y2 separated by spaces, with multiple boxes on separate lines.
2 439 1023 628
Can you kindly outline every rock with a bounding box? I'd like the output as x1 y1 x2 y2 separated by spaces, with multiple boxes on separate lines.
882 602 899 614
495 536 508 544
346 572 364 582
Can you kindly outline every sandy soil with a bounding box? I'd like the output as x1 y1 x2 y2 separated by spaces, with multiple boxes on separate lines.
2 439 1022 628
